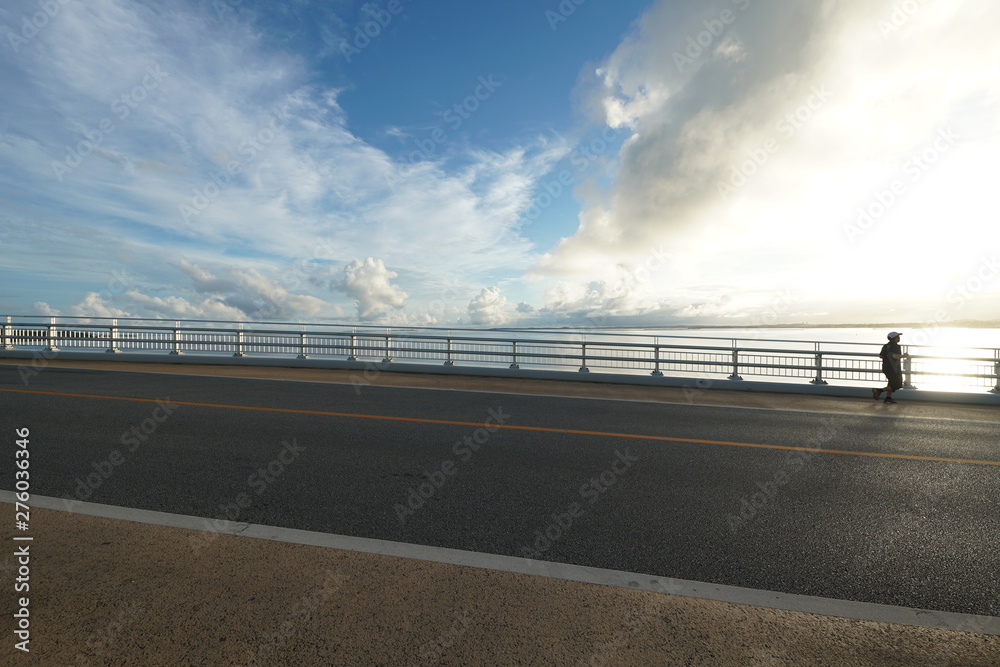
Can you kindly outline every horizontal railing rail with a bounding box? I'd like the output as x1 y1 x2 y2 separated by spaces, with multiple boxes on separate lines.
2 315 997 393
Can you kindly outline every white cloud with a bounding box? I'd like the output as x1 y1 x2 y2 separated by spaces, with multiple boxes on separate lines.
337 257 407 321
467 287 508 326
67 292 135 319
119 290 246 321
540 274 660 322
177 259 329 321
43 257 334 322
533 0 1000 323
32 301 60 317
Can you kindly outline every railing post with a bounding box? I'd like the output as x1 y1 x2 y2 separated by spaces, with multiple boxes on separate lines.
902 350 915 389
45 317 60 352
381 330 392 363
2 316 12 350
347 328 358 361
170 321 183 355
727 340 742 381
810 345 827 385
651 343 663 377
991 351 1000 394
510 340 519 369
107 319 121 353
579 342 590 373
297 329 308 359
444 333 455 366
234 323 247 357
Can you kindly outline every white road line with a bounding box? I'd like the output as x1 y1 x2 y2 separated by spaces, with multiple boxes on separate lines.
5 492 997 636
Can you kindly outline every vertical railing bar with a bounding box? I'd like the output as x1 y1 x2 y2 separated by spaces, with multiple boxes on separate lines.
170 321 183 355
2 316 12 350
348 327 358 361
107 319 121 353
298 325 308 359
233 323 246 357
382 328 392 363
444 331 455 366
902 344 915 389
727 339 742 381
810 342 827 385
991 349 1000 394
44 316 60 352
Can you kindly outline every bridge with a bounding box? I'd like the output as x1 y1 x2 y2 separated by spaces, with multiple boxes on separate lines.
1 317 999 664
4 315 1000 401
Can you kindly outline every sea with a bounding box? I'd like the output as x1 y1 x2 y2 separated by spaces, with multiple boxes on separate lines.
504 325 1000 350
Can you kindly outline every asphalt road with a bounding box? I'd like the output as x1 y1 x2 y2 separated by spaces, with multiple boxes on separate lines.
2 365 998 617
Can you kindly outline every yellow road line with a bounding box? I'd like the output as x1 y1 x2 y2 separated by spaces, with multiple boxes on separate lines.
3 387 999 466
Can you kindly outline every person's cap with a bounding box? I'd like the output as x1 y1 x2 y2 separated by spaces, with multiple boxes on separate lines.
887 331 902 339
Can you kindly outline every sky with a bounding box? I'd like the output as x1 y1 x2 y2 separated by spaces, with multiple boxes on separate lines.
1 0 998 329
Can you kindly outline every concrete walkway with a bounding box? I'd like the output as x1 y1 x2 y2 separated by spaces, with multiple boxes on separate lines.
3 359 999 665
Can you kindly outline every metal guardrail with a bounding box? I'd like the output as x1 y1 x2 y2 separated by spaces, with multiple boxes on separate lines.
2 315 999 393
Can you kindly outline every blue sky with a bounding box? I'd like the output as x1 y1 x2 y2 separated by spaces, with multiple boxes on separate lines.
2 0 999 327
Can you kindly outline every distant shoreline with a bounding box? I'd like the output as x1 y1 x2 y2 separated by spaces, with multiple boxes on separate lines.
502 320 1000 331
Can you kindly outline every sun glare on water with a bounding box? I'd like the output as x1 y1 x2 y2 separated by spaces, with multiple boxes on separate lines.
903 331 999 392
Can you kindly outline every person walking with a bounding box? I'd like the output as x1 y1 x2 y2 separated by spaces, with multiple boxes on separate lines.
873 331 910 404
